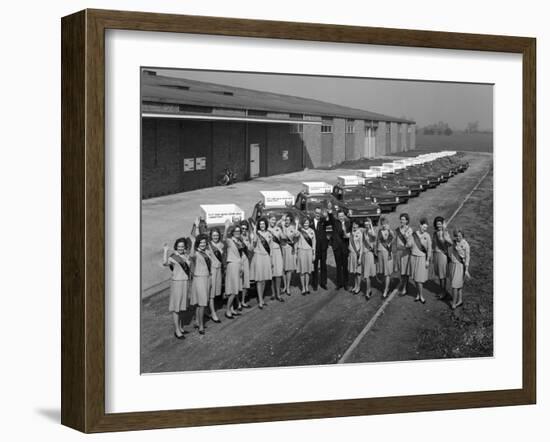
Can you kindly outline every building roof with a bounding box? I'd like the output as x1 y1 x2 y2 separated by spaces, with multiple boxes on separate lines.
141 71 415 124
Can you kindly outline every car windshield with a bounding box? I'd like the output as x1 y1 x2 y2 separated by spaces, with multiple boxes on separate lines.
342 188 368 201
305 195 332 210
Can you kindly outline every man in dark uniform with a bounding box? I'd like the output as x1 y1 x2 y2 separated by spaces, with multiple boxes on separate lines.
311 206 330 290
328 204 350 290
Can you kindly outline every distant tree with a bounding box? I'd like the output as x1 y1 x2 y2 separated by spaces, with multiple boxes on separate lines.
466 121 480 133
444 127 453 136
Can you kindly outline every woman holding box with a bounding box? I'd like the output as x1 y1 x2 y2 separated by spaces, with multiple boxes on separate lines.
448 228 471 309
251 217 272 309
268 215 285 303
280 214 299 296
348 220 364 294
162 237 192 340
376 216 395 299
361 218 377 299
190 233 211 335
296 217 316 295
410 218 432 304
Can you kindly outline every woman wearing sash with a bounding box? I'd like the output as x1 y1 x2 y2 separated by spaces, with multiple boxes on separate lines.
251 217 272 309
348 220 364 294
280 214 299 296
448 228 471 309
296 217 316 295
238 220 253 309
163 237 192 339
410 218 432 304
376 216 395 298
395 213 413 296
432 216 453 299
207 228 224 323
361 218 377 299
190 233 211 334
268 215 285 303
224 224 245 319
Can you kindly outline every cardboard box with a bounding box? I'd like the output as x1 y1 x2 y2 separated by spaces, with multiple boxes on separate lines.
260 190 294 208
200 204 245 226
302 181 332 194
337 175 364 186
356 169 379 179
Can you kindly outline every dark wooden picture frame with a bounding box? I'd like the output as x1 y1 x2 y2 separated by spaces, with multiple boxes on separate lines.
61 9 536 433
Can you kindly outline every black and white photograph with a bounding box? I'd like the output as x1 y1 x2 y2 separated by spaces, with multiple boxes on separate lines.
140 68 493 374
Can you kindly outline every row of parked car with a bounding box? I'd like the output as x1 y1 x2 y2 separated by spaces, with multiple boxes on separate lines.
248 151 469 227
198 151 469 231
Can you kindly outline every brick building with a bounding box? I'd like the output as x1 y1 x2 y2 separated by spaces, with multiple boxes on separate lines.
141 70 415 198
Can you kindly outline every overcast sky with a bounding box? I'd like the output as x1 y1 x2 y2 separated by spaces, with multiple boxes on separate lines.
153 68 493 131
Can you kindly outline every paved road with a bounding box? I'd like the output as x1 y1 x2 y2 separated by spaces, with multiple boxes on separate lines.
141 152 492 373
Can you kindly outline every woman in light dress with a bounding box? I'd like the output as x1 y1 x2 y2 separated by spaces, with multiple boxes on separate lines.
238 220 254 309
251 217 272 309
432 216 453 299
361 218 377 299
410 218 432 304
207 228 224 323
223 224 246 319
162 237 192 340
268 215 285 303
190 233 211 335
296 217 316 295
448 228 471 309
376 216 395 298
280 214 299 296
348 220 364 295
394 213 413 296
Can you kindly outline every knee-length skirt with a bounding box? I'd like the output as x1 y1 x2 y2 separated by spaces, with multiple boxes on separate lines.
447 262 465 289
394 250 411 276
282 244 296 272
169 279 189 312
297 249 313 274
190 275 210 307
210 265 223 298
348 250 362 274
241 255 251 289
376 249 393 276
225 261 242 295
432 251 448 279
271 248 284 277
410 255 428 283
362 250 377 278
251 253 272 282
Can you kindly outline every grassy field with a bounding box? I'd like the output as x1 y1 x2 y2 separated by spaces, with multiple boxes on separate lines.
416 132 493 153
416 169 493 359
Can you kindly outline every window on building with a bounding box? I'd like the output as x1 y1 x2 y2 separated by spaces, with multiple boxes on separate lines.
247 109 268 117
321 124 333 133
386 123 391 134
290 124 303 133
346 120 355 133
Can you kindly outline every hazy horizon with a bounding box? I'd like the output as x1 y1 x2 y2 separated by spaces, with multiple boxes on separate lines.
151 68 493 131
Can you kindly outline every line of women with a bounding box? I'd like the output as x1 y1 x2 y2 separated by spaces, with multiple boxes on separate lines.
162 213 317 339
347 213 471 308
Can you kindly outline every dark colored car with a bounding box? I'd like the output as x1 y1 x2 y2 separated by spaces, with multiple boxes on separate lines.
248 200 304 226
395 168 438 189
379 176 423 197
294 192 339 233
329 186 383 222
338 181 400 212
366 179 411 204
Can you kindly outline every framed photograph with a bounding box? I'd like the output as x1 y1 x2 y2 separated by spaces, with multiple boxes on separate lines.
61 9 536 433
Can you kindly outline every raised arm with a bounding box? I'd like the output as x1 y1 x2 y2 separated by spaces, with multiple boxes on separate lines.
162 243 171 267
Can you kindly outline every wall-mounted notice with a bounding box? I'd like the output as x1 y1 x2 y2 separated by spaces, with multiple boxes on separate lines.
282 150 289 160
196 157 206 170
183 158 195 172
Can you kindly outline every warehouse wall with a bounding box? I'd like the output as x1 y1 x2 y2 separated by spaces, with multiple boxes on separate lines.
353 120 365 160
376 121 387 156
302 115 322 168
333 118 346 165
409 124 416 150
390 122 399 153
265 124 304 176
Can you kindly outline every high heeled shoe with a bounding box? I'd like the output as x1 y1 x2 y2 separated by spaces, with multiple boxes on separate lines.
174 332 185 340
225 312 235 319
